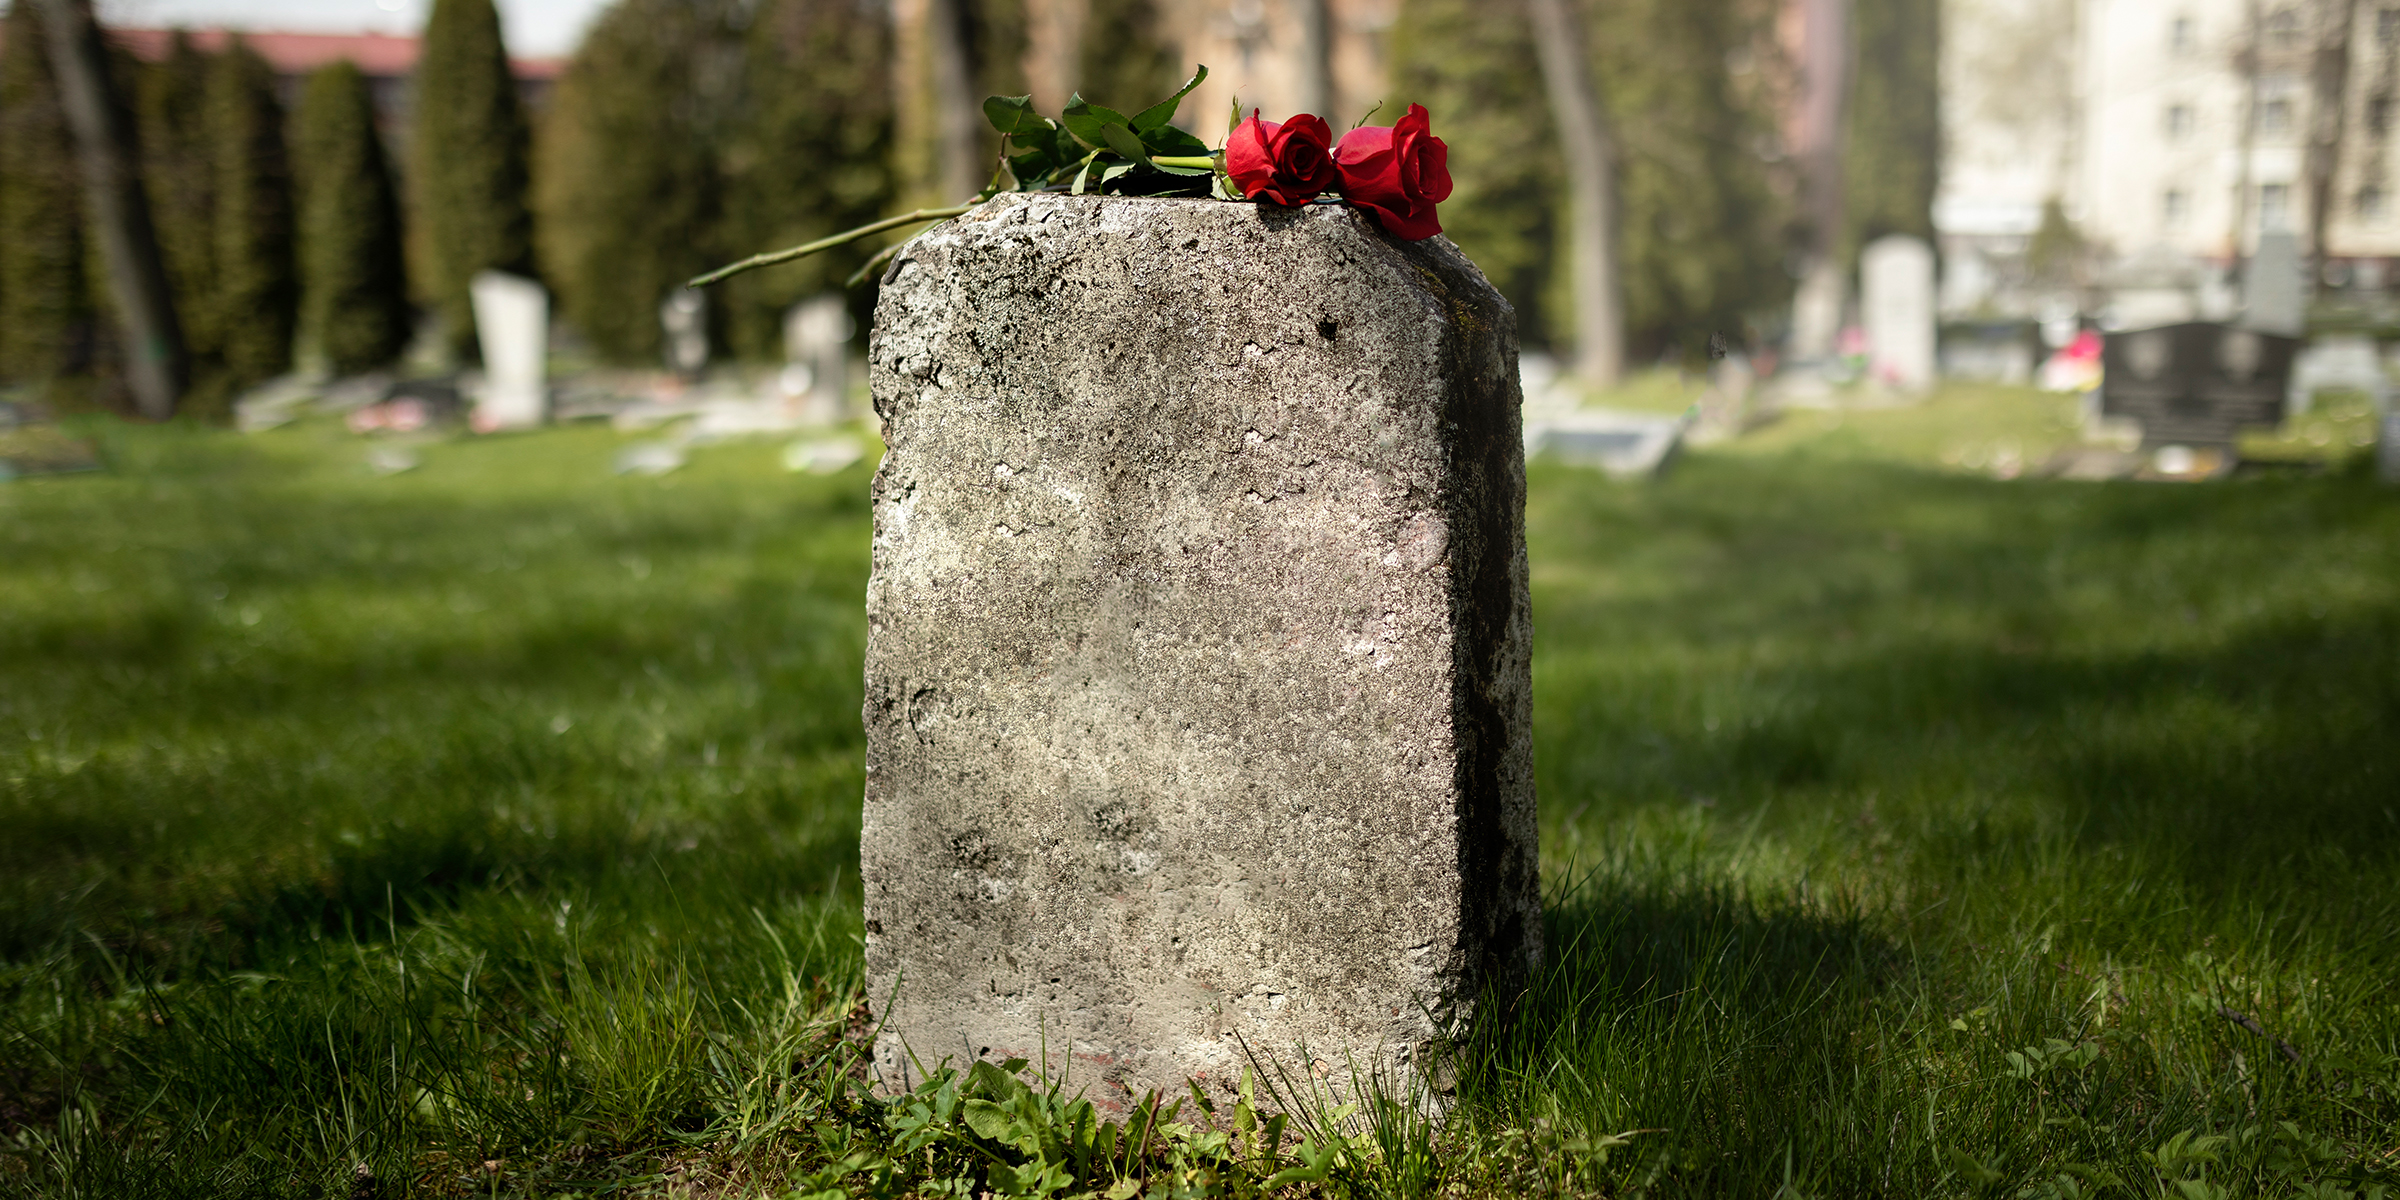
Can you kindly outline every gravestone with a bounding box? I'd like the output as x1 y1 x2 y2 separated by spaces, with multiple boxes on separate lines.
661 290 710 379
2101 322 2297 447
785 295 853 422
2285 333 2390 416
2245 232 2305 336
1525 409 1686 476
863 193 1540 1108
1862 235 1936 392
469 271 548 430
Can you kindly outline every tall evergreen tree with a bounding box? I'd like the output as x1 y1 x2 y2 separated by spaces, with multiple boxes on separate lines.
137 31 219 379
296 61 410 375
1389 0 1563 343
534 0 736 362
963 0 1028 103
0 0 96 386
206 38 295 392
718 0 896 360
1392 0 1789 357
1843 0 1940 255
413 0 533 358
1076 0 1176 114
1588 0 1789 356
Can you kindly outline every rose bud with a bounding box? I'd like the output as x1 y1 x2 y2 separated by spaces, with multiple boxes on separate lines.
1332 103 1454 240
1226 110 1340 206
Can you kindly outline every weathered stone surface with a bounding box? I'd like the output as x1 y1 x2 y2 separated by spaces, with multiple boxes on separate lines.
861 192 1537 1106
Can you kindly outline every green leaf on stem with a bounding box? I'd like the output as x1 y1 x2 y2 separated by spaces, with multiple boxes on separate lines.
1132 64 1208 132
1140 124 1212 159
1061 94 1135 149
983 94 1042 136
1100 122 1153 166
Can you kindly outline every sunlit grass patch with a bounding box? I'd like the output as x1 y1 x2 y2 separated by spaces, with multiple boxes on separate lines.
2 417 2396 1198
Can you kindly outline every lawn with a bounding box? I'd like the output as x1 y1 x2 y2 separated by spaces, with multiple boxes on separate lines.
2 392 2396 1198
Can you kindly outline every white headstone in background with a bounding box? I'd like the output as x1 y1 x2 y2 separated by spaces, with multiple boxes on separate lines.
1862 235 1936 392
469 271 548 430
1789 262 1845 362
2245 231 2305 336
785 295 853 422
661 290 710 378
2286 333 2390 416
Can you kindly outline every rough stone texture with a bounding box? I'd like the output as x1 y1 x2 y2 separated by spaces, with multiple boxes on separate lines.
861 192 1537 1106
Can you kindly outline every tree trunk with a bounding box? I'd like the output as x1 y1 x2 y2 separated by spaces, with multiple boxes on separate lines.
1023 0 1088 113
1789 0 1848 362
32 0 184 419
2305 0 2360 296
2228 0 2260 261
896 0 982 205
1525 0 1622 389
1294 0 1332 119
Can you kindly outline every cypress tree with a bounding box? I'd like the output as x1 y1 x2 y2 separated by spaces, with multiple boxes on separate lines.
718 0 895 360
296 61 410 375
1843 0 1940 254
1586 0 1788 356
962 0 1027 102
137 31 220 380
533 0 735 363
0 0 97 386
1389 0 1564 345
1077 0 1177 115
412 0 533 358
206 38 296 392
1392 0 1789 357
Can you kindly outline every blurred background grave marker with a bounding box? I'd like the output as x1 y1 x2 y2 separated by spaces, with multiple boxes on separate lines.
1861 234 1934 393
467 269 546 429
783 294 851 424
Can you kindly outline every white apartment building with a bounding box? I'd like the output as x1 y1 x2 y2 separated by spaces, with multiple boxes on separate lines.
1940 0 2400 315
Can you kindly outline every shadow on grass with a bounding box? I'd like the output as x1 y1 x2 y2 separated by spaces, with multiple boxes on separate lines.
1532 454 2400 901
1463 865 1922 1198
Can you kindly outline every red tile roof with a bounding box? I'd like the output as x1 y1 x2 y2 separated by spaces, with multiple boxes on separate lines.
103 27 564 81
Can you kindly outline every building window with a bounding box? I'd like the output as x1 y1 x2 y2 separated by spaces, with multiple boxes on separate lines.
2172 14 2197 52
2265 8 2301 49
2260 96 2294 136
2262 183 2293 229
2167 103 2196 137
2165 189 2190 224
2361 185 2387 220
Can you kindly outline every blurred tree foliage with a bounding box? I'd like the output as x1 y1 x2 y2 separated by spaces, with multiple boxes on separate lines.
1392 0 1790 359
136 32 220 385
535 0 739 363
963 0 1027 103
2024 195 2083 287
1844 0 1939 256
0 1 98 388
296 61 410 375
413 0 534 360
1079 0 1179 114
717 0 896 361
1387 0 1561 344
205 38 296 401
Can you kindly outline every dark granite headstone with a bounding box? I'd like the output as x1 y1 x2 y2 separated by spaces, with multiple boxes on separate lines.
2101 323 2297 447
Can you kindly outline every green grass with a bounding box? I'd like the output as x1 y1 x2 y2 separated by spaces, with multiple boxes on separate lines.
2 397 2396 1198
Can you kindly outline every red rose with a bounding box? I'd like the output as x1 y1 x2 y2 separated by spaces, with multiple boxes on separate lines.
1332 103 1453 240
1226 110 1340 206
